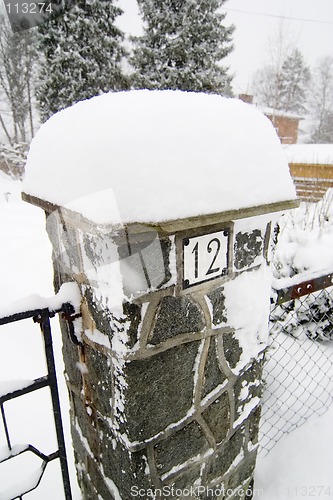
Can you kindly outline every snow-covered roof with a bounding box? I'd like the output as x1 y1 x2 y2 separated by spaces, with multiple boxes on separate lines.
23 90 297 225
260 107 303 121
284 144 333 165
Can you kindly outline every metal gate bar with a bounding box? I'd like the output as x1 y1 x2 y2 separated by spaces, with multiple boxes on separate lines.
275 272 333 304
0 304 75 500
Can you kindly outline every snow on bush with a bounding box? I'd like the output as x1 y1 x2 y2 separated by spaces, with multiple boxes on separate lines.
272 189 333 280
0 143 28 180
271 189 333 343
270 289 333 342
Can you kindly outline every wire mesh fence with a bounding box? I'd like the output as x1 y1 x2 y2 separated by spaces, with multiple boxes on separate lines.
259 277 333 455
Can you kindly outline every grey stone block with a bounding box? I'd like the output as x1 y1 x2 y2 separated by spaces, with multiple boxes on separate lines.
165 463 202 492
223 332 243 370
82 231 116 271
234 230 263 270
120 341 200 443
72 391 100 459
99 418 152 499
247 407 261 447
150 296 205 345
84 454 116 500
117 229 172 296
233 361 263 423
83 285 115 338
122 301 142 348
71 423 88 469
206 428 244 482
155 420 210 475
207 287 228 326
228 454 256 492
60 223 81 272
202 392 230 444
202 336 227 399
59 318 82 391
84 344 112 415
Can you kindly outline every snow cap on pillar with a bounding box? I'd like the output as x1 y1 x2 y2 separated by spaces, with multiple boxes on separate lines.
23 90 297 225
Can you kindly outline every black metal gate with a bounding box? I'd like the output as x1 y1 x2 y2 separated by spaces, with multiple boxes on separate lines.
0 302 79 499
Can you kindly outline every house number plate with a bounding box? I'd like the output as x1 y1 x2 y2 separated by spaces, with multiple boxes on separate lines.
182 229 229 288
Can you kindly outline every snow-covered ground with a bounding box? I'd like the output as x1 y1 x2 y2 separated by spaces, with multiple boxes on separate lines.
0 171 332 499
255 404 333 499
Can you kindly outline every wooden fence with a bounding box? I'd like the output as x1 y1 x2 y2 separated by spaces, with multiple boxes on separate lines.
289 163 333 202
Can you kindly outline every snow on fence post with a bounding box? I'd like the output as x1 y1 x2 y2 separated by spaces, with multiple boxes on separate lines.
22 90 298 499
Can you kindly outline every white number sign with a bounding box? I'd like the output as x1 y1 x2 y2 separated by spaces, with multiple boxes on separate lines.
182 229 229 288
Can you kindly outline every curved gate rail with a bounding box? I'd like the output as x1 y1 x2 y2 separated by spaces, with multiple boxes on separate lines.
0 303 79 500
260 272 333 455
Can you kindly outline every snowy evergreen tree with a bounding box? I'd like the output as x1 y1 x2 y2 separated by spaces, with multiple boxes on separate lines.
311 109 333 143
308 56 333 143
131 0 234 95
252 65 283 111
37 0 129 120
253 48 309 114
279 49 310 114
0 14 38 144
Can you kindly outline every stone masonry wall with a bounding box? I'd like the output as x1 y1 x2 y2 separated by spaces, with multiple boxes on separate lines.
45 208 273 500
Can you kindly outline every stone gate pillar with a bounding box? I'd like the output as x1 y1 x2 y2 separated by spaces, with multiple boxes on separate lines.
22 90 298 499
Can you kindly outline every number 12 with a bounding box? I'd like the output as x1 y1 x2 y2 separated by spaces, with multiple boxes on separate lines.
192 237 222 279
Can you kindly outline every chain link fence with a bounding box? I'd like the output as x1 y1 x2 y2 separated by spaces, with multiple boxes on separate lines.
259 276 333 455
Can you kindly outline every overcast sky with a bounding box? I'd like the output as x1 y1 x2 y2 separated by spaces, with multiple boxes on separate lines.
117 0 333 95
